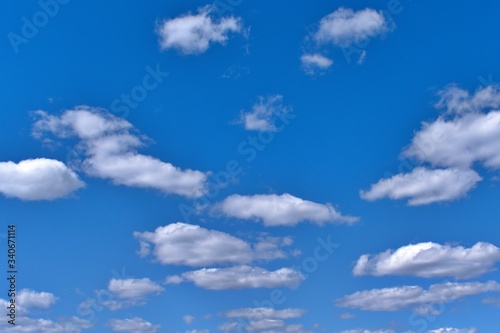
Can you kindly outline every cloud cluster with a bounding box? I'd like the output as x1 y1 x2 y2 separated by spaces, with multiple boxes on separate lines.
134 222 290 266
219 307 310 333
0 316 92 333
426 329 477 333
0 158 84 200
166 265 304 290
336 280 500 311
224 307 305 320
109 317 160 333
353 242 500 279
0 289 91 332
156 6 242 54
404 102 500 170
314 8 391 47
302 7 393 70
33 106 207 198
362 85 500 205
80 278 164 311
136 223 302 290
219 193 358 226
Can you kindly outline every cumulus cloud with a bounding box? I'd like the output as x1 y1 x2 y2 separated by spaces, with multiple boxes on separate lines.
353 242 500 279
426 329 477 333
219 312 311 333
219 322 241 333
345 329 476 333
17 289 58 309
134 222 290 266
108 278 164 299
224 308 305 320
314 8 392 47
231 320 311 333
247 320 286 332
0 158 84 200
109 317 160 333
0 289 58 318
156 6 242 54
79 278 164 311
219 193 358 226
362 84 500 205
0 292 91 333
33 106 207 198
0 316 92 333
435 84 500 115
238 95 292 132
165 265 304 290
335 280 500 312
301 53 333 74
404 87 500 169
360 167 481 205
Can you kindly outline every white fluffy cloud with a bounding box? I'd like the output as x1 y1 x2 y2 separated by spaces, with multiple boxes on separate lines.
134 222 289 266
360 167 481 205
0 289 58 318
219 308 309 333
33 106 207 198
239 95 292 132
32 107 131 139
220 193 358 226
245 321 310 333
166 265 304 290
353 242 500 279
108 278 164 299
156 6 242 54
301 53 333 74
0 158 84 200
336 280 500 311
17 289 58 309
84 278 164 311
435 84 500 115
109 317 159 333
225 308 305 320
403 87 500 169
0 291 91 333
314 8 391 47
427 329 477 333
362 84 500 205
0 316 92 333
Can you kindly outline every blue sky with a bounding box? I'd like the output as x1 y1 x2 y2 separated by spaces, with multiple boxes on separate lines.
1 0 500 332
